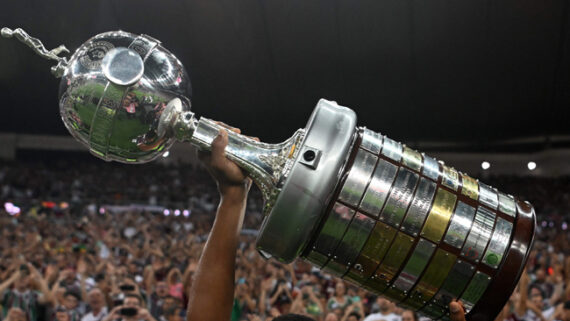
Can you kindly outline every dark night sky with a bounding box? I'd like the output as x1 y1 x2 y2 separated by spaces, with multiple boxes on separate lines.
0 0 568 150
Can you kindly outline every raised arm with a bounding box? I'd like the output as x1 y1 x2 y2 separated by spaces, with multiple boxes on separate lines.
0 270 20 296
186 128 253 321
515 270 530 317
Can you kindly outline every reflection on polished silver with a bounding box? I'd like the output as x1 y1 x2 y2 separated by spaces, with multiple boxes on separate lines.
422 155 440 182
483 218 512 268
361 128 383 154
379 168 419 228
498 192 517 217
1 27 69 77
461 207 495 262
442 166 460 191
339 150 377 207
328 212 375 270
444 202 476 248
311 203 355 263
381 136 403 162
101 48 144 86
391 238 435 293
189 117 305 203
401 178 437 236
479 182 499 210
359 159 398 217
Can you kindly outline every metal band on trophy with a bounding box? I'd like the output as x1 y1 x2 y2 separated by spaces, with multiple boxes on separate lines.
2 28 536 321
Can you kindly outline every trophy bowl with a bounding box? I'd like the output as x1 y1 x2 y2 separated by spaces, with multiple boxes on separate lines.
58 30 192 163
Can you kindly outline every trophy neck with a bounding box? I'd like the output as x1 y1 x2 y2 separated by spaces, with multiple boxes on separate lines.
173 113 305 209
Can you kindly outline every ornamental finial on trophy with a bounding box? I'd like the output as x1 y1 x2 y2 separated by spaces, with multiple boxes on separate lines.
3 27 535 321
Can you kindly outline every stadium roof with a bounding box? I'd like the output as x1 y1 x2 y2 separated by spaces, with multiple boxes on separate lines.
0 0 568 152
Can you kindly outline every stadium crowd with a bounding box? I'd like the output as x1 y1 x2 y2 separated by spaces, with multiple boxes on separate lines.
0 158 569 321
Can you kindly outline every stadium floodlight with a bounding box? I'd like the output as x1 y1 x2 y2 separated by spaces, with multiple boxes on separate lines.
527 161 536 170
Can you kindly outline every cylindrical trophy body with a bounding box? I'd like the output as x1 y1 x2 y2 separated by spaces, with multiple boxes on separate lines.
298 127 535 321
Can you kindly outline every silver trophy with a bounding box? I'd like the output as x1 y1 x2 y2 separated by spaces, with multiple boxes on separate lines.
3 28 535 321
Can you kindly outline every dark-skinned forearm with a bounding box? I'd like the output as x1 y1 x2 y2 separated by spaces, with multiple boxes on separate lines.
187 186 248 321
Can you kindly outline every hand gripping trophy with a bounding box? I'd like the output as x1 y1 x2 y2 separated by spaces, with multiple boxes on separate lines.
2 27 535 321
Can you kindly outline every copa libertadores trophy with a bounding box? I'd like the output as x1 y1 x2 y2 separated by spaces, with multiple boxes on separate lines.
2 28 535 321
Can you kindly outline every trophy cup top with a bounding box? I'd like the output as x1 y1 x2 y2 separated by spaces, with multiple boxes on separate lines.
58 30 192 163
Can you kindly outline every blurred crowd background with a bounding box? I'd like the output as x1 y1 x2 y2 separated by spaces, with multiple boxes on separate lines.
1 158 569 321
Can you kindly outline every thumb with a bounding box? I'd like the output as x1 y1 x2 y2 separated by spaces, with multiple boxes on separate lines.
210 129 228 169
450 301 466 321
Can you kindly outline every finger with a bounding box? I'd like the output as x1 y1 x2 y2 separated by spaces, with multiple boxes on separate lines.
214 121 240 132
210 129 229 169
449 300 466 321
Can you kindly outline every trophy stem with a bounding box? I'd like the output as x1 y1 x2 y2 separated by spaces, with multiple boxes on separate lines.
171 109 305 210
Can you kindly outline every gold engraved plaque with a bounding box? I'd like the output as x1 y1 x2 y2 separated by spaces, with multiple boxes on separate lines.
421 189 457 243
441 166 460 191
346 222 397 283
403 147 423 172
404 249 457 309
374 232 415 285
461 174 479 200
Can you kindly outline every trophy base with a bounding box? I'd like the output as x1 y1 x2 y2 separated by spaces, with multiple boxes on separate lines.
256 99 357 262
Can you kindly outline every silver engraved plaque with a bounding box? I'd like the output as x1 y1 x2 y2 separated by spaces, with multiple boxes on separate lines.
312 203 355 261
331 212 376 267
483 217 513 269
339 149 377 207
429 260 475 311
401 178 437 236
498 192 516 217
359 159 399 217
379 168 420 228
441 166 460 191
444 202 476 249
478 182 499 210
392 238 436 293
422 155 440 182
403 147 423 172
361 128 383 155
460 271 492 312
381 136 403 162
461 207 495 263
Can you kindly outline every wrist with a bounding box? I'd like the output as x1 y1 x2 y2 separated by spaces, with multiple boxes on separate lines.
219 185 249 204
